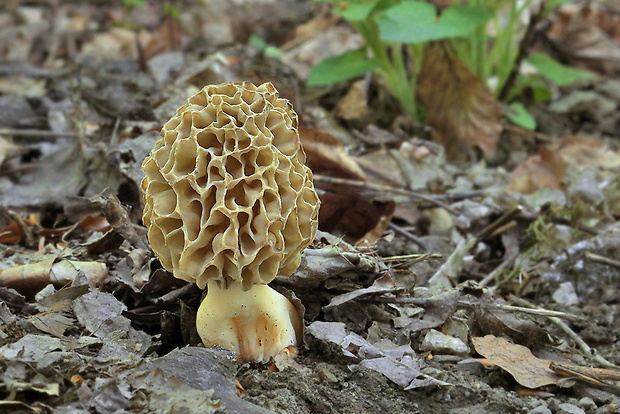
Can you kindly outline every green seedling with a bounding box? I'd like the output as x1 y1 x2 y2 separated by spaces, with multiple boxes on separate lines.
309 0 591 129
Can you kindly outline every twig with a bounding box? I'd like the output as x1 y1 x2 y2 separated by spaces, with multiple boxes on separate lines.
509 295 618 369
154 283 197 304
433 191 484 202
475 206 522 241
0 129 76 139
110 118 122 147
485 303 583 321
585 251 620 269
479 248 520 287
313 174 459 214
502 124 554 141
388 222 430 251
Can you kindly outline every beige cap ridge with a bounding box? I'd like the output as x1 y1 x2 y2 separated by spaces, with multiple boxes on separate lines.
141 82 320 290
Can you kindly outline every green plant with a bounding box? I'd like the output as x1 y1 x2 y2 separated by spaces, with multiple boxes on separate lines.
308 0 590 127
163 3 182 19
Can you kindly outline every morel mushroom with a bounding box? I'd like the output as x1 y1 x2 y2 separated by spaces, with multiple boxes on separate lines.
141 82 320 361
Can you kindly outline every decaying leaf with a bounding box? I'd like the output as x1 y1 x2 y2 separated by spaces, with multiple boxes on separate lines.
74 290 152 356
418 42 502 160
134 368 220 413
472 335 562 389
277 235 387 289
299 127 396 244
548 4 620 74
299 127 366 181
509 136 620 194
323 273 399 311
318 192 395 245
332 79 371 123
142 347 271 414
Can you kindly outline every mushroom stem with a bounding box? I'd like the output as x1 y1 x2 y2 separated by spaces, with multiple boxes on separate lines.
196 280 303 362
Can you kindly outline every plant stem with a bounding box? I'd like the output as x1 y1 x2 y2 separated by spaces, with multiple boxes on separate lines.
354 19 417 116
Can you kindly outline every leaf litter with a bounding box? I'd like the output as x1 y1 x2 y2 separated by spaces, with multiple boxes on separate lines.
0 1 620 413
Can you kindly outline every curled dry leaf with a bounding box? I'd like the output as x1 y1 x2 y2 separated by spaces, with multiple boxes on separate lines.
299 127 366 181
417 42 502 161
0 259 107 297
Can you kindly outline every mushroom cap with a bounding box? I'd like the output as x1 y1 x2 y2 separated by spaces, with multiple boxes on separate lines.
141 82 320 289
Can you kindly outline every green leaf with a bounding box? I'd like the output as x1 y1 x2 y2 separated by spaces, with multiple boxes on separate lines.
163 3 182 18
511 75 553 103
334 0 381 21
506 102 536 130
307 48 382 86
377 2 493 44
248 34 283 58
526 53 595 86
123 0 144 8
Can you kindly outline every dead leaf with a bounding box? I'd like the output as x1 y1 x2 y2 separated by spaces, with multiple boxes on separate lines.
472 335 562 389
323 273 398 311
299 128 366 181
333 79 370 122
548 4 620 74
508 153 562 194
300 128 396 243
318 192 395 245
417 42 502 161
509 136 620 194
142 19 182 59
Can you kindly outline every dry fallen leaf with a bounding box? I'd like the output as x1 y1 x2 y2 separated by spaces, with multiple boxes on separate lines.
509 136 620 194
418 42 502 161
548 4 620 74
318 192 395 245
300 128 394 244
333 79 370 123
299 128 366 181
472 335 562 389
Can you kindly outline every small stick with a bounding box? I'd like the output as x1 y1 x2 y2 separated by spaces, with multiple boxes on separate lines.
485 303 583 321
313 174 459 214
475 206 522 241
585 251 620 269
509 295 618 369
388 222 430 251
0 129 76 139
479 248 520 287
433 191 484 202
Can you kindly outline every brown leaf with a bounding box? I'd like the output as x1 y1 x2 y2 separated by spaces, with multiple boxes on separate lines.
472 335 562 389
142 19 182 59
507 153 562 195
333 79 370 123
548 5 620 74
318 192 395 245
299 128 366 181
417 42 502 161
509 136 620 194
300 128 394 244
